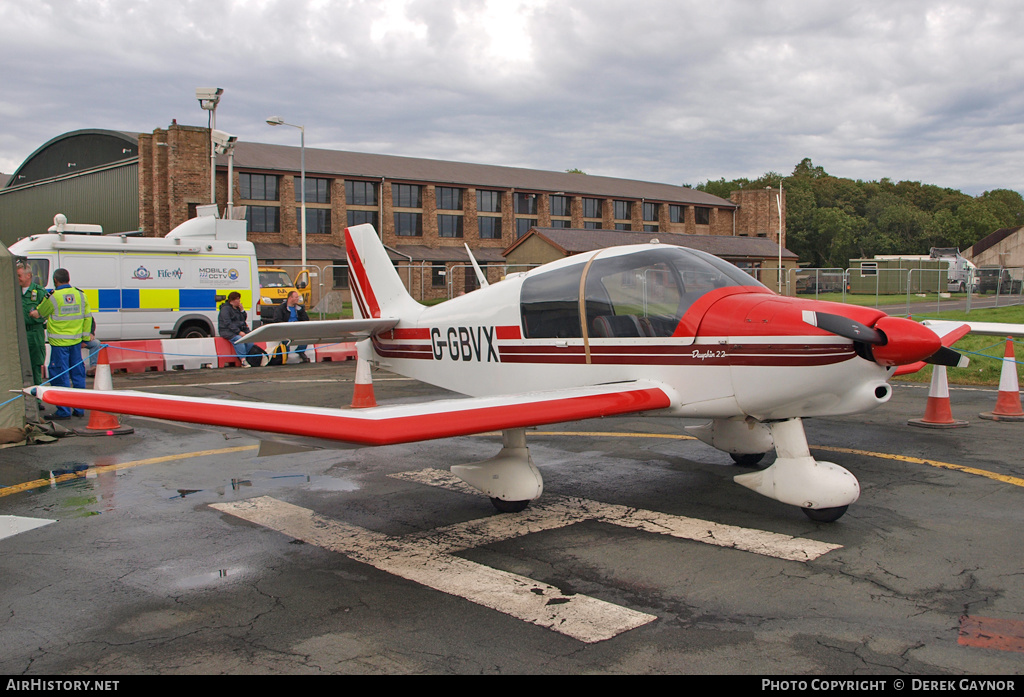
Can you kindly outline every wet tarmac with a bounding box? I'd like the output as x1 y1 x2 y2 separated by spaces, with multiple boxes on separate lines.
1 362 1022 675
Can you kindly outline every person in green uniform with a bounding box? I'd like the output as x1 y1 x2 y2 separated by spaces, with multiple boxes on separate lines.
16 259 47 385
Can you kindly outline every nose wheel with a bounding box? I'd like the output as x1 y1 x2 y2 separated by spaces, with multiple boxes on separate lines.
802 505 848 522
490 498 530 513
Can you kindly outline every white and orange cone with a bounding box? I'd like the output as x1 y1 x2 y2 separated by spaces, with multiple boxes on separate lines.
76 346 135 436
908 364 969 429
350 357 377 409
980 338 1024 422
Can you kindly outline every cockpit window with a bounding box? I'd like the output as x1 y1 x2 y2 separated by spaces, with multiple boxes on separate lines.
521 246 765 339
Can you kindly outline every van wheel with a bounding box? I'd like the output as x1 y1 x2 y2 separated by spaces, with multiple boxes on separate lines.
178 323 210 339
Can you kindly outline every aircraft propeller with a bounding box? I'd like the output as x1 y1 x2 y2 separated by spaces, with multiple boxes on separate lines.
805 311 967 368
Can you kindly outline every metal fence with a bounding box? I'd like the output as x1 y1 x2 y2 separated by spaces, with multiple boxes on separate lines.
259 261 1023 319
787 267 1024 315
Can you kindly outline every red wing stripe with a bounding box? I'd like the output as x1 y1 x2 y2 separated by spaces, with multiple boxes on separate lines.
38 385 672 447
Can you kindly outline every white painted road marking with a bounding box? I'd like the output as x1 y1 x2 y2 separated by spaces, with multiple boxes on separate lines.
211 469 841 643
0 515 55 541
391 468 842 562
211 496 656 643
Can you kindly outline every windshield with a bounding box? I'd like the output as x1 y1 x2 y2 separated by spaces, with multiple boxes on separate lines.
259 271 294 288
521 246 765 338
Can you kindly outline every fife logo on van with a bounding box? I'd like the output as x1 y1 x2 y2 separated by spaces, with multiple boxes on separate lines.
158 268 184 280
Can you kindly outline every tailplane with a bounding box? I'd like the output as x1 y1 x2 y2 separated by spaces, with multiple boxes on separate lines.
345 224 422 320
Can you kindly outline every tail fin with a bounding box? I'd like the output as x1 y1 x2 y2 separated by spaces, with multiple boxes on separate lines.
345 224 422 320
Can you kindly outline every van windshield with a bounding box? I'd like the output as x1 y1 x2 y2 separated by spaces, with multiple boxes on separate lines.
259 271 293 288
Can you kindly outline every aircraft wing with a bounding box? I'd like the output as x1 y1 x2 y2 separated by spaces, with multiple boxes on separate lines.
244 317 399 344
32 381 675 446
922 320 1024 338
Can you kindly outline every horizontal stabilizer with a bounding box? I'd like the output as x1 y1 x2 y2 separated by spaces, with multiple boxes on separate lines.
33 381 675 447
244 317 399 344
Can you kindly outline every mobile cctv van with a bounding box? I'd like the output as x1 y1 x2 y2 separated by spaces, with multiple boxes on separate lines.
11 212 260 341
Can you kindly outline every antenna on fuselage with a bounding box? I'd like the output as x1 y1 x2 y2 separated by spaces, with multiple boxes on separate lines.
464 243 489 288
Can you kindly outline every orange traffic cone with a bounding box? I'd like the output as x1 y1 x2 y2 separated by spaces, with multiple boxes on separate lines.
76 346 135 436
980 338 1024 422
908 364 969 429
350 357 377 409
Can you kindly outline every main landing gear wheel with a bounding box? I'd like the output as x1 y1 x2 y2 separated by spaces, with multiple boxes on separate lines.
730 452 766 467
802 505 848 523
490 497 530 513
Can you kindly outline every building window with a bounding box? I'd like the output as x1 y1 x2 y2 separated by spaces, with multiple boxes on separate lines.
393 183 422 208
550 195 569 217
515 193 538 215
438 214 464 238
295 208 331 234
347 210 378 227
516 218 537 238
584 221 601 230
582 198 602 219
477 189 502 213
432 262 447 288
240 173 279 201
479 216 502 239
294 177 330 203
613 200 631 220
345 180 377 206
614 223 630 231
436 187 463 210
247 206 280 232
695 207 711 225
669 205 685 224
549 219 571 229
394 212 422 237
644 224 658 232
332 261 349 289
643 202 659 221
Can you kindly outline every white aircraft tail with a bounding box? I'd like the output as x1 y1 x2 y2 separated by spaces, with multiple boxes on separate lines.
344 224 423 320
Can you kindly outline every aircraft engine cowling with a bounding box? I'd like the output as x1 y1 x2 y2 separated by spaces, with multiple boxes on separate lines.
686 418 774 455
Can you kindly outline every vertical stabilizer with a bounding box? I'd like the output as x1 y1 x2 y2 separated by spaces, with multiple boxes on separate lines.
345 224 422 320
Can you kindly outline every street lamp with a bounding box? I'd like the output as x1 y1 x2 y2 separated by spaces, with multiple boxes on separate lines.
196 88 224 206
266 116 306 268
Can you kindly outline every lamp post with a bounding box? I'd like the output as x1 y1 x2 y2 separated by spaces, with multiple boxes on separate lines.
266 116 306 268
196 88 224 206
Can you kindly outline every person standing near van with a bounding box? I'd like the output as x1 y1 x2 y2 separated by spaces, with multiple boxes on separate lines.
30 268 90 419
219 291 253 366
16 260 47 385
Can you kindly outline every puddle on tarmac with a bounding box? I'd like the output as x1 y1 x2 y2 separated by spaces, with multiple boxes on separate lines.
173 470 359 499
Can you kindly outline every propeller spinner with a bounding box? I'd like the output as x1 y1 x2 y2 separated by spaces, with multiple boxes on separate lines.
804 311 967 368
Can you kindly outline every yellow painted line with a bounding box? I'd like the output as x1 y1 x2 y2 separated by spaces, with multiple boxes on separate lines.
0 445 259 499
813 445 1024 488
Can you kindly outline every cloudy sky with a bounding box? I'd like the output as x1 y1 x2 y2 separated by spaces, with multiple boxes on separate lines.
2 0 1022 195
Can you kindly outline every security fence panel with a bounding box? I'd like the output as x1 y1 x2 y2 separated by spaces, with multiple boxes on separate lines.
792 268 846 300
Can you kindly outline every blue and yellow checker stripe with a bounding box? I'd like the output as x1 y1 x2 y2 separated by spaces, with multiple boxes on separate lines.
83 288 254 312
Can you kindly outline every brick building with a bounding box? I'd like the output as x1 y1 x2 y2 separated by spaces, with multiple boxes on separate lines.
137 123 788 304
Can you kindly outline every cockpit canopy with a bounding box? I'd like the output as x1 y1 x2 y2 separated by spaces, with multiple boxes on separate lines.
520 245 766 339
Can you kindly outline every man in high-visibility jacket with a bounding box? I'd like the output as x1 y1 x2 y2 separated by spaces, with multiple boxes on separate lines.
31 268 91 420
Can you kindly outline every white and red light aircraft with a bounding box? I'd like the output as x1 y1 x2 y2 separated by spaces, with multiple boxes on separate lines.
33 224 970 522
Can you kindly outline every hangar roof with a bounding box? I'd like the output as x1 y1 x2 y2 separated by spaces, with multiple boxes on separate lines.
505 227 797 260
6 129 139 188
